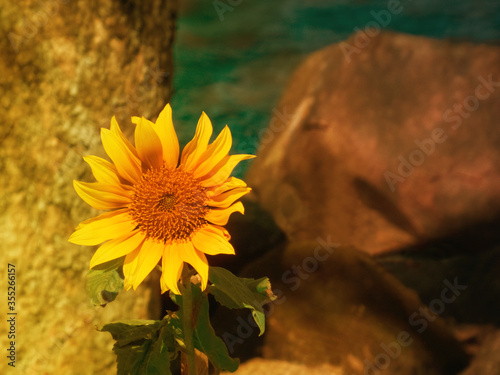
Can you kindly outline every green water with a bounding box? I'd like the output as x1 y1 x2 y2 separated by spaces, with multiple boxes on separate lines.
171 0 500 176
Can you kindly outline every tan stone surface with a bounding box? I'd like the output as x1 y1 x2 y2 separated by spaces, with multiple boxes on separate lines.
222 358 344 375
0 1 177 374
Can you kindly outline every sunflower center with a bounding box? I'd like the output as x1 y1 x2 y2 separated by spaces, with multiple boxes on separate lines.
158 193 177 212
129 165 209 243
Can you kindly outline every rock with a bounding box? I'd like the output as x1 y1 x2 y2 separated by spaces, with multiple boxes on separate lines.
230 242 468 375
212 198 286 272
377 243 500 326
246 31 500 255
0 1 177 374
459 328 500 375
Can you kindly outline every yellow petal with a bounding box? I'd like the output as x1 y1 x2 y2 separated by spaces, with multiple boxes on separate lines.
135 117 164 170
131 116 150 127
155 104 179 169
193 125 232 178
206 177 247 197
73 180 132 210
180 112 213 171
101 128 142 184
161 242 184 295
69 209 136 246
123 246 141 291
110 116 139 158
127 240 164 290
207 187 251 208
205 201 244 225
200 154 255 187
179 242 208 291
192 225 235 256
89 229 145 269
83 155 122 186
132 116 157 133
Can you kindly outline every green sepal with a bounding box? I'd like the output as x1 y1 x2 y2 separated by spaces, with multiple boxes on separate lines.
242 276 275 298
208 267 274 336
172 286 240 372
87 257 124 306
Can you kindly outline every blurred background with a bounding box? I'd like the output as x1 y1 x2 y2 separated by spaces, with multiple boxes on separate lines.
2 0 500 374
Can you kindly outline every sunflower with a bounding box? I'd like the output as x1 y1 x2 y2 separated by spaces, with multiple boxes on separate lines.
69 104 254 294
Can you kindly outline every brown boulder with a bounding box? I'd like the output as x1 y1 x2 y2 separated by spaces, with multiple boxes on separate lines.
247 31 500 255
236 242 468 375
459 328 500 375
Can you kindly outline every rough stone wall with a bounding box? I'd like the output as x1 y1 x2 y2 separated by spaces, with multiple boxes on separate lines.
0 1 177 373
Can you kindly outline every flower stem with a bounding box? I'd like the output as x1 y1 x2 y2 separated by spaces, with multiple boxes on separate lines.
181 268 197 375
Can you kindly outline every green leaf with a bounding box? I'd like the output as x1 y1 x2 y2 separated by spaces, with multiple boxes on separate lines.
164 313 184 345
208 267 273 336
87 257 124 306
112 339 153 375
100 320 162 345
173 287 240 372
142 324 174 375
194 293 239 372
100 319 175 375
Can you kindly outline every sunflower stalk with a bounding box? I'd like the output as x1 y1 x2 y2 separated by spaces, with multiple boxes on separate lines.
181 267 197 375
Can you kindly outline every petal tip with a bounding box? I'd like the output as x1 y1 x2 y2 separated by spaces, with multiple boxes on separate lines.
124 280 133 291
68 231 79 244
